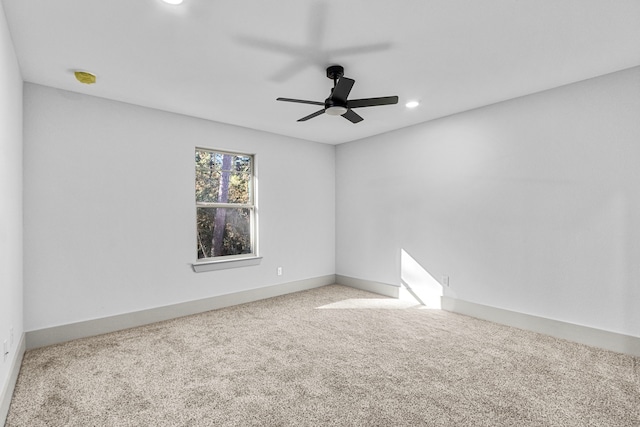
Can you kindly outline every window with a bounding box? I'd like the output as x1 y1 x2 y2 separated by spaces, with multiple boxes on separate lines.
195 148 256 262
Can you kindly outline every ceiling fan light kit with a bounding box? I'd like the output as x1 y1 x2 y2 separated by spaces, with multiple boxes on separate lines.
326 106 348 116
277 65 398 124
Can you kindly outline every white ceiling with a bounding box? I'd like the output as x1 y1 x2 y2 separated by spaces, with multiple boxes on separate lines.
3 0 640 144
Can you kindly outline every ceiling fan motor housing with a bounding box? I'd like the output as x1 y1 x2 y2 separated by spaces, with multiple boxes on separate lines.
325 97 348 115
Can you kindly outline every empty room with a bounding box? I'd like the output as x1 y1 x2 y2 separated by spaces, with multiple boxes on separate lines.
1 0 639 425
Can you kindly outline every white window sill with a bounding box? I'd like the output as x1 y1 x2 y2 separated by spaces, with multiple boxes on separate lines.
192 256 262 273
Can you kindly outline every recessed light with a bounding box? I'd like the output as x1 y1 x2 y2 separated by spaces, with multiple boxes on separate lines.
405 101 420 108
162 0 183 4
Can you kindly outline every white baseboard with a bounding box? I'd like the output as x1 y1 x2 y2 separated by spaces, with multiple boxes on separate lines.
442 296 640 358
1 332 25 427
26 275 336 350
335 275 399 298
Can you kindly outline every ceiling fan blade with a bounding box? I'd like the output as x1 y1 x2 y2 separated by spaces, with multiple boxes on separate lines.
298 109 326 122
277 97 324 106
330 77 355 103
342 109 364 124
348 96 399 109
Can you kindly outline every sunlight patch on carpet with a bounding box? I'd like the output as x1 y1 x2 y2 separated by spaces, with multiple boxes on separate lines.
316 298 423 309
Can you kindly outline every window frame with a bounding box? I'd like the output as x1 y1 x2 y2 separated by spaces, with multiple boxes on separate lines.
193 147 260 272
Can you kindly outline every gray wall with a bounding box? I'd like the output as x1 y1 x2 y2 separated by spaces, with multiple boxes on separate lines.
336 67 640 338
0 0 23 402
23 84 335 331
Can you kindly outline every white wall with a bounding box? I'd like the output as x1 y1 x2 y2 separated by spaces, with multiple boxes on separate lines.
24 84 335 331
0 0 23 399
336 66 640 338
20 61 640 341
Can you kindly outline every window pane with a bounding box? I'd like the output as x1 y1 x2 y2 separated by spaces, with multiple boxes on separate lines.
195 150 251 204
197 207 252 259
227 171 251 204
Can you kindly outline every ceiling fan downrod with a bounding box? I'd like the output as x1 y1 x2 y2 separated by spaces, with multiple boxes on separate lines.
326 65 344 88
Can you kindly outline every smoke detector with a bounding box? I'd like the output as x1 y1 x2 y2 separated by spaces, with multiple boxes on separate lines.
74 71 96 85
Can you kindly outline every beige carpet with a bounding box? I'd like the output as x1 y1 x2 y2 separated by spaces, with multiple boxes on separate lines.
6 285 640 426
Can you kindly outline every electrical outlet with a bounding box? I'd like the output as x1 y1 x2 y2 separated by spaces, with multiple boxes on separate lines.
277 267 283 276
442 275 450 287
3 341 7 362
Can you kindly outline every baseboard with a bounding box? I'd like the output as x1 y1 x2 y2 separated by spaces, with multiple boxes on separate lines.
1 332 25 426
26 275 336 350
442 296 640 358
335 275 399 298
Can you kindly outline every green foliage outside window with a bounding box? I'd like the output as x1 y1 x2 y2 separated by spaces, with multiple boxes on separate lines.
195 149 253 259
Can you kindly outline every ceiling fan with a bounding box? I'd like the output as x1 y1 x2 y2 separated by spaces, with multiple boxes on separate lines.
276 65 399 123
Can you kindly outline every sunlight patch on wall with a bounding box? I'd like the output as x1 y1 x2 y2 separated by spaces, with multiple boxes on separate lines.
401 249 443 309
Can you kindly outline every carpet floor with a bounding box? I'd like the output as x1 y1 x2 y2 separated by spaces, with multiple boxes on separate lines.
6 285 640 426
